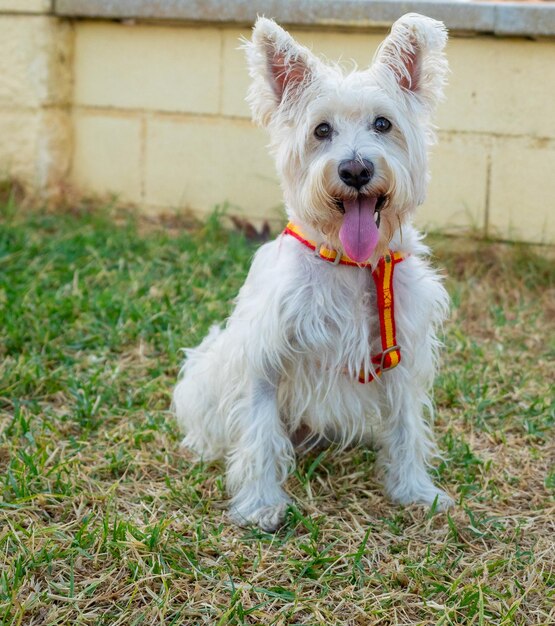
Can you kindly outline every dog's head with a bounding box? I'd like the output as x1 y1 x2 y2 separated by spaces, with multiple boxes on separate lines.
244 14 448 262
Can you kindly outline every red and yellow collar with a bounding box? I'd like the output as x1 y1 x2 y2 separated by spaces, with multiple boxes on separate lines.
284 222 371 266
283 222 407 384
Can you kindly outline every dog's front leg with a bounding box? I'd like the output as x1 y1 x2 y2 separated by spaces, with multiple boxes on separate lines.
379 384 454 511
226 375 294 531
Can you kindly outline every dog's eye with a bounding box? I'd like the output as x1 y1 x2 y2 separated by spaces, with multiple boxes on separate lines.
314 122 332 139
374 117 392 133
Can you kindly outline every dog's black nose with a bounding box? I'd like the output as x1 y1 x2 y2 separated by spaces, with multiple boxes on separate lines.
338 159 374 190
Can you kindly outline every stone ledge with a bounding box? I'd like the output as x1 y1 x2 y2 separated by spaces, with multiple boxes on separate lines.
52 0 555 38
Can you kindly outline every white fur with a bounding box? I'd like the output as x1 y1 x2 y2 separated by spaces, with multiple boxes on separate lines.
173 14 453 531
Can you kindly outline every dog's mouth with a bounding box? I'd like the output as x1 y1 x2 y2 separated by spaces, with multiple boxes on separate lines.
334 194 386 263
335 195 386 228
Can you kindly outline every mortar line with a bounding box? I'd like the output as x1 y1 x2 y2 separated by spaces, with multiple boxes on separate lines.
484 144 492 238
140 113 147 205
217 27 224 115
55 105 555 144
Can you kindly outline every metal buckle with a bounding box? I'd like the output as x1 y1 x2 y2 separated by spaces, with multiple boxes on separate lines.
380 345 400 372
314 242 342 265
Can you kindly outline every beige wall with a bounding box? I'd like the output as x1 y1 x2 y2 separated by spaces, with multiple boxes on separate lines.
0 4 72 199
1 7 554 243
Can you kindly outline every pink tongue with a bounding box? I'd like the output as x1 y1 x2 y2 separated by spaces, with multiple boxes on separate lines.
339 196 379 263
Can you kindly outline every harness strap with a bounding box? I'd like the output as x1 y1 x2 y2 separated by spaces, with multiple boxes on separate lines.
283 222 407 384
360 253 403 383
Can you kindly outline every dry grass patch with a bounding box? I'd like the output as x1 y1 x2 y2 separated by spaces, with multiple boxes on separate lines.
0 203 553 625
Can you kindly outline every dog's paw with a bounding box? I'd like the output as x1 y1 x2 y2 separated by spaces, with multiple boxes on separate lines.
179 435 221 463
387 480 454 513
421 488 455 513
229 500 290 532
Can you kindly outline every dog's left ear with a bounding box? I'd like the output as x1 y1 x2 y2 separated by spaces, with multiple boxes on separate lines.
244 17 318 127
373 13 448 113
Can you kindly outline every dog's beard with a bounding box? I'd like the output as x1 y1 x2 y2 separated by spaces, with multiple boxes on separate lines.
290 167 410 261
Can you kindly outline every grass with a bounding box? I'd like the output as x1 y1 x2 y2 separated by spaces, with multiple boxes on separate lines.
0 197 553 625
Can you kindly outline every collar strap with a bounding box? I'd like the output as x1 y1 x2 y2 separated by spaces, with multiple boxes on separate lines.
284 222 370 267
283 222 407 384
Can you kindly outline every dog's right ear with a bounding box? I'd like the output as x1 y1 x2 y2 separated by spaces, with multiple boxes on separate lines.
243 17 316 127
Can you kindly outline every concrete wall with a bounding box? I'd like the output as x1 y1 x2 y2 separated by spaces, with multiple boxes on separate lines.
0 1 72 200
1 1 554 243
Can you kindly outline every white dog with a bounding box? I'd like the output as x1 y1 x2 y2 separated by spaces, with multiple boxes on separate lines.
173 13 454 531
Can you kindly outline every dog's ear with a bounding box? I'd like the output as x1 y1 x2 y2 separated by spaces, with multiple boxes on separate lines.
243 17 317 126
373 13 448 113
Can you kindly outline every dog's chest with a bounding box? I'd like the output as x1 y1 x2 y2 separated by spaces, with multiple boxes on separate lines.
288 262 379 371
